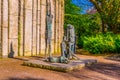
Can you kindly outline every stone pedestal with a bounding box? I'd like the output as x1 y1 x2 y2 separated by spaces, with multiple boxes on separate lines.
23 59 97 72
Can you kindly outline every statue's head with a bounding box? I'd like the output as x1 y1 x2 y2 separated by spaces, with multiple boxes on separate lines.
67 24 74 29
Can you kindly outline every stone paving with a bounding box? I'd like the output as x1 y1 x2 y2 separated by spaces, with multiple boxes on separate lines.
0 55 119 80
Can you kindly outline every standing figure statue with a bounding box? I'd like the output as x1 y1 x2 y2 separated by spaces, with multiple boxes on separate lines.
45 0 53 60
61 24 79 61
61 36 67 58
66 24 76 59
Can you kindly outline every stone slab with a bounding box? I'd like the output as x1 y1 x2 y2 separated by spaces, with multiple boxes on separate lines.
106 55 120 61
23 59 97 72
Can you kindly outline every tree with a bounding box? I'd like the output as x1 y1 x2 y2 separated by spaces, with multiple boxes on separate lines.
89 0 120 33
65 0 81 14
74 0 120 33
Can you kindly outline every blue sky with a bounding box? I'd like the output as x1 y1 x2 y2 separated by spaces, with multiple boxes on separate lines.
72 0 93 14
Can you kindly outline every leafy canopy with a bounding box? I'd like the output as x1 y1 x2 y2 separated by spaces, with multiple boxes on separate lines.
65 0 81 14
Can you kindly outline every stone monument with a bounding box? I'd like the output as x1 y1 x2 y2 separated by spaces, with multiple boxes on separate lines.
45 0 53 60
23 0 97 72
23 23 97 72
60 24 80 62
45 23 79 63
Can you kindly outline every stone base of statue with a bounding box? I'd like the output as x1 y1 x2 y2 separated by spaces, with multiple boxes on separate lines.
23 58 97 72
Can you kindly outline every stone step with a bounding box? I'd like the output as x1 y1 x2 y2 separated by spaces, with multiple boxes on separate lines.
23 59 97 72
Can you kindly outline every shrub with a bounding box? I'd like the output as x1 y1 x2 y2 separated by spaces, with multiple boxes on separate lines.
115 35 120 53
83 33 120 54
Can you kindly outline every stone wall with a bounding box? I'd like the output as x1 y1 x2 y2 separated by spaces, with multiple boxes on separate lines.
0 0 64 57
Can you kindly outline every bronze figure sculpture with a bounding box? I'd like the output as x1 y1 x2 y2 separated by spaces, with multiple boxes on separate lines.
45 0 53 60
45 0 79 63
61 24 80 61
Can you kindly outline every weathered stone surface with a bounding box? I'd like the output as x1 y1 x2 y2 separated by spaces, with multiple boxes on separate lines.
9 14 18 57
19 16 24 56
41 0 46 5
9 15 18 38
25 0 32 10
23 59 97 72
36 10 40 55
58 0 62 54
51 0 55 54
9 0 18 16
0 0 1 26
8 39 18 57
38 0 41 10
24 9 32 56
2 0 8 57
40 2 46 54
2 28 8 57
32 0 37 56
32 21 37 56
3 0 8 28
0 0 64 57
106 55 120 61
8 12 18 56
55 0 59 54
0 0 2 56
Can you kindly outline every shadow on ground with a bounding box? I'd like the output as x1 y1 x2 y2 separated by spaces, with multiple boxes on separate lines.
87 62 120 77
8 56 120 80
12 56 44 61
66 62 120 80
8 77 46 80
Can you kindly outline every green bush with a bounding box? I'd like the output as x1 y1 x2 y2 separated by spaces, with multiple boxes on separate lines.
115 35 120 53
83 33 120 54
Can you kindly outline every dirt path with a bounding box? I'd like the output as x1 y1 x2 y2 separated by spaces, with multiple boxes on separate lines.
0 55 119 80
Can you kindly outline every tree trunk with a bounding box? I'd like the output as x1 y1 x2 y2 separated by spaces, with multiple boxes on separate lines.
101 18 107 33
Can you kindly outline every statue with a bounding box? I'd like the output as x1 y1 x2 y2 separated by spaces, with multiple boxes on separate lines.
61 36 67 58
45 0 53 60
61 24 80 60
44 4 79 63
66 24 76 59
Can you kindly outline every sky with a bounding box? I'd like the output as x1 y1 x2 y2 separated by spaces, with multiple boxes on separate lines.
72 0 93 14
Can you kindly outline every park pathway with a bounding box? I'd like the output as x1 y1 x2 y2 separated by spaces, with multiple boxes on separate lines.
0 55 119 80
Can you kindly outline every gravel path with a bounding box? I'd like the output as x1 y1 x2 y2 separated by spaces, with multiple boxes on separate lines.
0 55 119 80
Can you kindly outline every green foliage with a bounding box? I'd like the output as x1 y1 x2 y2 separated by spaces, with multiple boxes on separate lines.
64 0 120 54
65 0 81 14
90 0 120 33
83 33 120 54
64 13 101 48
115 35 120 53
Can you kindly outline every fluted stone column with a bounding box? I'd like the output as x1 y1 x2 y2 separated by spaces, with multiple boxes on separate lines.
0 0 64 57
40 0 46 55
32 0 37 56
61 0 64 38
2 0 9 57
24 0 32 56
58 0 62 53
55 0 59 54
8 0 19 57
0 0 2 57
51 0 55 54
19 0 24 56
